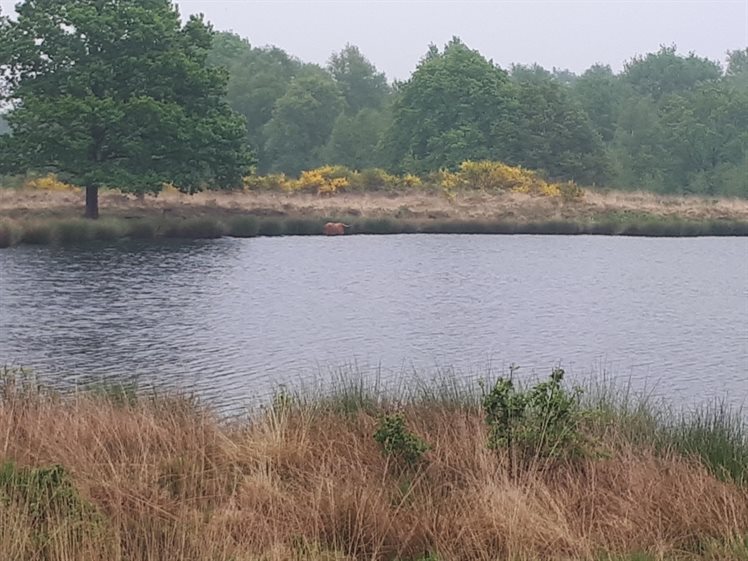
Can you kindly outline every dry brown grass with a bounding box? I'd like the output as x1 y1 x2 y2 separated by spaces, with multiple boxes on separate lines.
3 186 748 224
1 381 746 561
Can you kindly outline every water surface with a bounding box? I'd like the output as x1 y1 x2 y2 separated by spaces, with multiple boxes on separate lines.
1 235 746 410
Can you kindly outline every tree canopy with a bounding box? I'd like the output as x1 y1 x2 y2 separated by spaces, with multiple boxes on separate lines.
385 38 515 173
2 7 746 199
0 0 253 217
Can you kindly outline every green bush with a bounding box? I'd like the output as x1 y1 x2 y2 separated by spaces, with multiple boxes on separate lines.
374 412 429 469
481 367 590 474
0 462 101 549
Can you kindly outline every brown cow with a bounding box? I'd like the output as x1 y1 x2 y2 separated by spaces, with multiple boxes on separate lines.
323 222 350 236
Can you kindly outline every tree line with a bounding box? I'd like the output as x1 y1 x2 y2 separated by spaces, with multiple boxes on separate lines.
213 34 747 197
1 0 746 219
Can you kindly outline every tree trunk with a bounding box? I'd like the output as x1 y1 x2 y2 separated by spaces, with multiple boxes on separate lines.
85 185 99 219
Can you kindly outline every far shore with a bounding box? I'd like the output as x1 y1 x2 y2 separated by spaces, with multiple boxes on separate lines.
2 187 748 247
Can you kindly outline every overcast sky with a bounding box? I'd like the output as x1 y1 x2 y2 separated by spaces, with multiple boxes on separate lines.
2 0 747 79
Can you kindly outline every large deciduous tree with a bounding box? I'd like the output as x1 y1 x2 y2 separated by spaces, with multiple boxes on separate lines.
385 38 515 172
328 44 390 114
0 0 252 218
622 45 722 101
508 72 610 184
263 68 343 175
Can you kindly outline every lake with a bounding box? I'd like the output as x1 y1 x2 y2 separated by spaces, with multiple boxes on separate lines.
1 235 746 411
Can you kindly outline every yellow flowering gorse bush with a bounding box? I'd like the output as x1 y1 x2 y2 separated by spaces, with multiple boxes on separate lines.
23 174 77 192
240 161 585 199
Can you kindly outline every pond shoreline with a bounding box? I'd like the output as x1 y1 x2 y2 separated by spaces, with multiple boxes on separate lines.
3 188 748 247
2 213 748 248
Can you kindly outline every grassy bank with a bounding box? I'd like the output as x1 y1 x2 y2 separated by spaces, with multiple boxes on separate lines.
2 213 748 248
1 369 746 560
2 186 748 248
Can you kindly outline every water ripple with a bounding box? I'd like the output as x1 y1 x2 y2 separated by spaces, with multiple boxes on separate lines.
0 235 746 410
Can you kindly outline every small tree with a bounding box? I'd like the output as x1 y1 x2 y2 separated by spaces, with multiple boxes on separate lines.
374 412 429 470
482 367 589 477
0 0 253 218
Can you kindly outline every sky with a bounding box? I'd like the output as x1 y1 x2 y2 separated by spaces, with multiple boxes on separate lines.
2 0 747 80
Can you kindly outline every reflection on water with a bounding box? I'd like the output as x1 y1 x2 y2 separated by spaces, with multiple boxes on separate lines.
0 235 746 410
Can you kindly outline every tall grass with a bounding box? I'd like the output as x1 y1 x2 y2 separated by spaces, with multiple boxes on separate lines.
1 215 747 248
0 368 745 560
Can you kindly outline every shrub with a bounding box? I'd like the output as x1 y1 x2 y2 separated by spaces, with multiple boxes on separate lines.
22 173 77 192
243 173 290 192
398 173 423 189
557 180 585 201
481 367 590 474
292 165 353 195
458 160 544 193
374 413 429 468
350 168 399 192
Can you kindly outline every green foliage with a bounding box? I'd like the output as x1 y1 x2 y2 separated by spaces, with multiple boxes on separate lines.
507 75 610 184
3 8 747 200
0 0 253 212
85 381 139 407
322 108 390 169
374 413 429 468
661 401 748 484
481 367 590 472
328 44 390 114
622 45 722 101
0 462 101 550
208 33 303 172
385 37 515 173
263 69 344 175
573 64 621 142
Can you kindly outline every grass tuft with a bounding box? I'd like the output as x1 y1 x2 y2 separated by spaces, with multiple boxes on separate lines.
226 215 260 238
0 221 20 248
54 219 93 243
163 217 225 239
